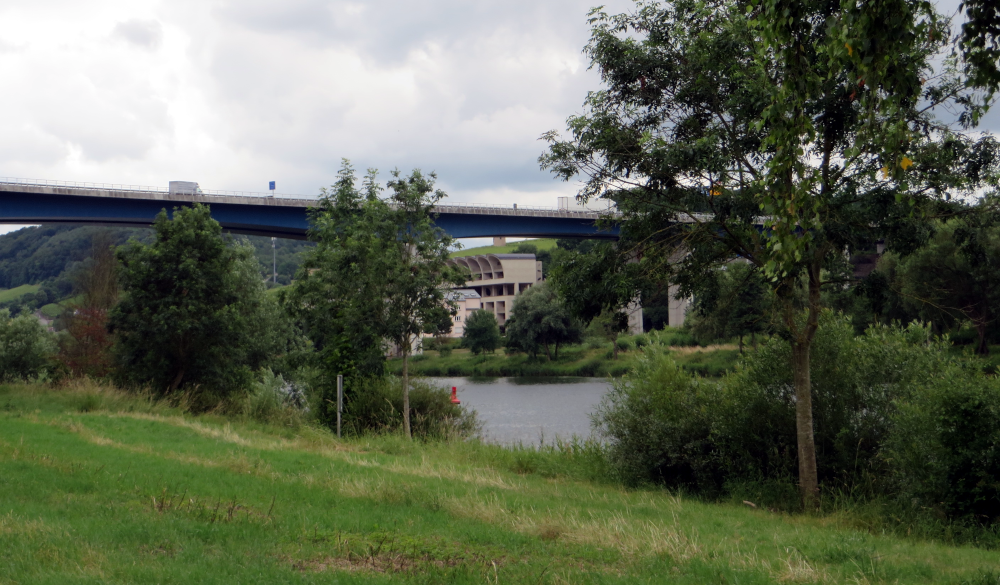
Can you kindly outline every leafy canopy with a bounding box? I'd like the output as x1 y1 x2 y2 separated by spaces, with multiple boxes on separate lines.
462 309 502 355
110 204 283 400
505 282 584 360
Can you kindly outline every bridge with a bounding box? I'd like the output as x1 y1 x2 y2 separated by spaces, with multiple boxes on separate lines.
0 178 618 240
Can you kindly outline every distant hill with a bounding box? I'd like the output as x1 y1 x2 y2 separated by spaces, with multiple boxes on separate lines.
0 225 314 317
449 238 557 258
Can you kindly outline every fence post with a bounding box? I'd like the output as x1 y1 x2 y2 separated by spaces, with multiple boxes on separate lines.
337 374 343 439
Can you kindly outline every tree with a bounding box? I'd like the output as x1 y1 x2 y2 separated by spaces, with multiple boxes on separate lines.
59 231 119 378
690 262 771 351
550 241 643 358
0 309 55 382
505 283 584 360
286 160 465 439
540 0 998 506
462 309 502 355
110 204 275 400
378 169 467 439
892 216 1000 355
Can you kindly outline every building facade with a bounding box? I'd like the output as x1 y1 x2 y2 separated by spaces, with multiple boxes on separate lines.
447 253 542 330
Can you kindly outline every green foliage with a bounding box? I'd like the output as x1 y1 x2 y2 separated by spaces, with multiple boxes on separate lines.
461 309 501 355
888 218 1000 354
690 262 771 347
594 333 721 490
0 225 151 290
238 369 308 428
505 282 583 360
285 160 466 437
656 326 699 347
110 204 285 402
0 308 56 382
595 312 1000 521
342 376 480 440
885 365 1000 523
540 0 1000 506
717 314 949 490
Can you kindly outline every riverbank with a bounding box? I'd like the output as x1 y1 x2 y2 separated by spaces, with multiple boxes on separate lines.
3 381 1000 584
390 343 741 378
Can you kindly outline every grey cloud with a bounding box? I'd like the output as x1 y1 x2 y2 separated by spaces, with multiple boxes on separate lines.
214 0 620 63
112 19 164 50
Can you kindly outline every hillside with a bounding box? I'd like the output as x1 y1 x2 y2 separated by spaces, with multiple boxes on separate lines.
449 238 558 258
0 225 313 318
2 382 999 584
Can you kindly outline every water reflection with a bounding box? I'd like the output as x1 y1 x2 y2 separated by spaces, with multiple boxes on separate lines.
429 377 612 445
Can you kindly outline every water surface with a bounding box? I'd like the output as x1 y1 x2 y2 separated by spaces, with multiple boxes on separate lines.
429 376 612 445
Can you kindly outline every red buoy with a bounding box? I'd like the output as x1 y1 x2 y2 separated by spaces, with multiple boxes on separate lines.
450 386 460 404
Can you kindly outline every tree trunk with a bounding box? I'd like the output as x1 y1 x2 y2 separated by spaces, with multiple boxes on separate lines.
739 335 744 354
169 367 186 393
402 341 412 440
976 323 990 356
544 343 552 360
791 338 819 509
789 259 824 510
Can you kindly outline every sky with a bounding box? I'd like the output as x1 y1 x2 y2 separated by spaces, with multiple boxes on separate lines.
0 0 992 242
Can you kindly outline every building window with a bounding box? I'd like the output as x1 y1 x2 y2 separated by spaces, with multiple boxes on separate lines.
455 315 461 321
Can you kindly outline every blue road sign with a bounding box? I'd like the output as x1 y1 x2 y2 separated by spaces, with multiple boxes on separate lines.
269 181 276 190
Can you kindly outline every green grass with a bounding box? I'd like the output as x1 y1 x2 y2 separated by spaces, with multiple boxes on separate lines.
2 381 1000 583
394 341 741 378
450 238 558 258
39 303 64 319
0 283 40 303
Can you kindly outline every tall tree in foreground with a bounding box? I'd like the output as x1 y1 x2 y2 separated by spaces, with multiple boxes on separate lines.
541 0 998 507
110 204 274 401
287 161 465 439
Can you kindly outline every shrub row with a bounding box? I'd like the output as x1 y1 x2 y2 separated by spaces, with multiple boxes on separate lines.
594 313 1000 530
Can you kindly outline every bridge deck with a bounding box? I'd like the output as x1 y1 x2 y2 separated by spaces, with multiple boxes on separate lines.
0 179 617 240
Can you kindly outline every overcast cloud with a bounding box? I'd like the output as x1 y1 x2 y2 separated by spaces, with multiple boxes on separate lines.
0 0 993 242
0 0 639 214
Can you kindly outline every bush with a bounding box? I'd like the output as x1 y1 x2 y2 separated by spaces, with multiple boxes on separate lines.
658 327 699 347
595 312 997 518
884 365 1000 523
614 337 634 351
593 331 722 491
715 315 952 494
239 369 308 427
0 309 56 382
343 376 480 440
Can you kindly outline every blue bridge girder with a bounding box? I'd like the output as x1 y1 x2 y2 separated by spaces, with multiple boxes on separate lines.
0 180 619 240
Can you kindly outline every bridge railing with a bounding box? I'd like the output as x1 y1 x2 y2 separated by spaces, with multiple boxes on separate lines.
0 177 615 217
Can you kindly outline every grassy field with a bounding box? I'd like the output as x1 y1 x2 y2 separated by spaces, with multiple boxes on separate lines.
449 238 558 258
2 382 1000 584
391 343 741 378
38 303 63 319
0 283 40 303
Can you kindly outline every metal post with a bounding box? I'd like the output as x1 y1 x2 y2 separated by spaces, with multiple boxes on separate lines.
271 237 277 283
336 374 343 439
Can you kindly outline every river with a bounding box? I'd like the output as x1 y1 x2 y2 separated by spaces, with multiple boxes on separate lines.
429 377 613 445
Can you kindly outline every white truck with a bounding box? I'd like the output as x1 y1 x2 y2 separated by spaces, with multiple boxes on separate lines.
168 181 202 195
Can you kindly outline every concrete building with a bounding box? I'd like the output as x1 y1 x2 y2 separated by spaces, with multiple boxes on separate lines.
447 289 482 338
447 253 543 329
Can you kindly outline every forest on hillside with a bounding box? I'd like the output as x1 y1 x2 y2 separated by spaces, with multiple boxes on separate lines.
0 225 314 314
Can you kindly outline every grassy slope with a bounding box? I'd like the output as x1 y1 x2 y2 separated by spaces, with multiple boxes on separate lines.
0 283 40 303
3 383 998 584
393 345 740 378
449 238 558 258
